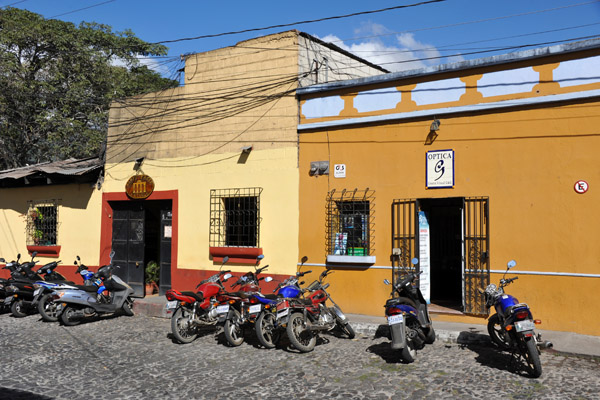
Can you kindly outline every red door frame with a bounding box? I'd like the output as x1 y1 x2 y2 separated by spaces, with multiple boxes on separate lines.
99 190 178 280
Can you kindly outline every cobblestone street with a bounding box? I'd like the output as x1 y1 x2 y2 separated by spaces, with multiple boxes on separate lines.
1 313 598 399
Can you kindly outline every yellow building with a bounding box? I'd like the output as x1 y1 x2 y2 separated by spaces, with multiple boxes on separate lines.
296 39 600 336
100 31 386 295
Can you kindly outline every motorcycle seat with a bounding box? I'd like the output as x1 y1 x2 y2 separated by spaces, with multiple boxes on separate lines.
180 291 203 301
229 291 256 299
289 298 313 306
75 285 99 293
257 293 279 300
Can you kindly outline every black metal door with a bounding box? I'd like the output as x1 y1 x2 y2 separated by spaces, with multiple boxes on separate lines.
391 199 419 289
159 208 172 295
463 197 490 315
111 202 145 297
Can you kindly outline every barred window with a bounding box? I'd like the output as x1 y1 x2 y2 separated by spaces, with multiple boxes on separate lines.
327 189 375 256
26 200 58 246
210 188 262 247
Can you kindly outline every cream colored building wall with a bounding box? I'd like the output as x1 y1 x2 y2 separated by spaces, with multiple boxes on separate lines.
103 147 299 275
106 32 300 165
0 184 102 264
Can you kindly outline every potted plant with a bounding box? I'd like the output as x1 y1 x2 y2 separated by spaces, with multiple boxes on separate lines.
145 261 159 295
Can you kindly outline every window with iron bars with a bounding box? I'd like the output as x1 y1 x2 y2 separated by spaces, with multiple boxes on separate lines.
26 200 58 246
326 189 375 256
210 188 262 247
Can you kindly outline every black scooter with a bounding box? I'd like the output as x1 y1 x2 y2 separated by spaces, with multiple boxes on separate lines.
383 257 435 363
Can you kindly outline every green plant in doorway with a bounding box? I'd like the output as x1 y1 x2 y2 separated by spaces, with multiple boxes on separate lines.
145 261 159 295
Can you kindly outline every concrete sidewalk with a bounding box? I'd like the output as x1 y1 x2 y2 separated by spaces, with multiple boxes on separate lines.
133 295 600 358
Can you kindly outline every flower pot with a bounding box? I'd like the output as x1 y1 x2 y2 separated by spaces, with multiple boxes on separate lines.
145 282 158 295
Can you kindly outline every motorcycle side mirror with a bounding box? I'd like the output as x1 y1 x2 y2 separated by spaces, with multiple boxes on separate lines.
383 279 391 285
77 255 81 261
109 250 115 260
264 276 273 283
223 273 232 281
257 255 265 260
507 260 516 269
0 258 5 263
411 258 419 266
32 251 38 258
222 256 229 264
17 253 21 261
301 256 308 264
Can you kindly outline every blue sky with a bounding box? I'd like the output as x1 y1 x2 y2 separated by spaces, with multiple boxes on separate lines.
4 0 600 78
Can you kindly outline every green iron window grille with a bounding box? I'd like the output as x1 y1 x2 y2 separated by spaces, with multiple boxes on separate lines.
326 188 375 256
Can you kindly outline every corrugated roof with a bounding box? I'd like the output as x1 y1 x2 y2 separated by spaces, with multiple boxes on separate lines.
0 157 103 187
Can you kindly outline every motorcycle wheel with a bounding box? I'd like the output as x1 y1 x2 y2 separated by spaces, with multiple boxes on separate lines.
224 308 244 347
60 306 81 326
38 293 59 322
487 314 510 349
122 297 134 316
11 300 28 318
286 312 316 353
337 319 356 339
523 337 542 378
255 311 280 349
401 340 417 363
171 307 198 344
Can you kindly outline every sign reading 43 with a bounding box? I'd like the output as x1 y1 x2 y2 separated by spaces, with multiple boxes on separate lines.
426 150 454 189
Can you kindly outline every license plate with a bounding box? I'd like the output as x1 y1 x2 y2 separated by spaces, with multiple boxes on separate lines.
216 304 230 314
248 304 261 314
276 308 289 319
515 319 535 332
387 314 404 325
166 300 178 310
34 288 42 296
4 297 12 305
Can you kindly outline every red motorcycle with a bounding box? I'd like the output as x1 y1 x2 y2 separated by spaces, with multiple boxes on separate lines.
165 257 233 344
277 268 355 353
216 254 272 347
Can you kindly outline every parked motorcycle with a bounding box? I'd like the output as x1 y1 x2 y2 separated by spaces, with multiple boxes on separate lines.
479 260 552 378
3 252 44 317
278 267 355 353
383 257 435 363
253 266 311 349
54 251 135 325
36 256 96 322
0 255 23 312
217 255 271 347
165 256 233 344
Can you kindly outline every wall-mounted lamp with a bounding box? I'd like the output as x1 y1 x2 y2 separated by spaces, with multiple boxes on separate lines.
241 145 253 154
309 161 329 176
133 157 145 171
430 119 441 131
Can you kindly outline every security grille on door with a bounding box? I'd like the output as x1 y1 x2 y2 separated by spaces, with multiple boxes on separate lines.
326 188 375 257
210 187 262 247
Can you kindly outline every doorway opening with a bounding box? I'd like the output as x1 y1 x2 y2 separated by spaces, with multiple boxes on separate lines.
109 199 172 297
418 197 463 311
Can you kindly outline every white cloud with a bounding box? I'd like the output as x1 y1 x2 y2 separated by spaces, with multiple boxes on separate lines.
318 23 446 73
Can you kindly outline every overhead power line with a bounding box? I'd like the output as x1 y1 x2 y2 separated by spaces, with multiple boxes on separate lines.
50 0 116 18
155 0 447 44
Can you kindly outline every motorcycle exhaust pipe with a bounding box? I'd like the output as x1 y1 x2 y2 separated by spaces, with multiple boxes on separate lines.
537 340 553 349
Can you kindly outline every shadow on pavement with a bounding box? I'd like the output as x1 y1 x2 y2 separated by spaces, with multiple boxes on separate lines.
0 387 54 400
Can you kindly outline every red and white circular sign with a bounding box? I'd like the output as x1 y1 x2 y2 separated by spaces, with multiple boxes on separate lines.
574 180 589 194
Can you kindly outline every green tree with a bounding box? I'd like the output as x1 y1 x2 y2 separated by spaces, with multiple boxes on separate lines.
0 7 178 170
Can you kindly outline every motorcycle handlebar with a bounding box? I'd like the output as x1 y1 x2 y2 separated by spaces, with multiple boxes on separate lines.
256 264 269 274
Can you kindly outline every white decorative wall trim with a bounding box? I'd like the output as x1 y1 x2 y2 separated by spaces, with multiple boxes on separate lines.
478 67 538 97
412 78 465 106
354 88 402 113
302 96 345 119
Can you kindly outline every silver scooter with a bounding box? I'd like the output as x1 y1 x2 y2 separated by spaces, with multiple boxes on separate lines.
54 251 135 325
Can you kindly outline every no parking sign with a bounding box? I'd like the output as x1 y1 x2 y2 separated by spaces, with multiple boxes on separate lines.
574 180 589 194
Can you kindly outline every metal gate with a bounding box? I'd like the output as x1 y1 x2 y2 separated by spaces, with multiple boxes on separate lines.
111 202 145 297
392 197 489 315
463 197 490 316
391 199 419 289
159 209 172 296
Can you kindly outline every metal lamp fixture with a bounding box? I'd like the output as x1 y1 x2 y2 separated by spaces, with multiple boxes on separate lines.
430 119 441 131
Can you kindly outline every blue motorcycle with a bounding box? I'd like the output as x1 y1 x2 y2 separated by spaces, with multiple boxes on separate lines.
252 266 311 349
480 260 552 378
